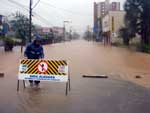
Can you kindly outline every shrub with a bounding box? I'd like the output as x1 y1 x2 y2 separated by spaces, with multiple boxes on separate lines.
140 44 150 53
3 37 14 51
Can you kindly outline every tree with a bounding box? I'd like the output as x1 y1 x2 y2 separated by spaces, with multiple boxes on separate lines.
98 17 103 37
10 12 28 43
119 27 135 45
119 27 130 45
83 30 93 41
124 0 150 46
10 12 35 52
72 32 80 40
83 26 93 41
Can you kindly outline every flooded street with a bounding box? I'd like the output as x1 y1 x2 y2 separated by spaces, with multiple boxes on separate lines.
0 40 150 113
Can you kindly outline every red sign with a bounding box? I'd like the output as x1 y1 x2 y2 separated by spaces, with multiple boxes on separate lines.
38 61 48 73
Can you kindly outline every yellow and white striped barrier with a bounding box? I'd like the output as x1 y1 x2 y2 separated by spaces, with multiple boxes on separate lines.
17 59 71 95
18 59 68 82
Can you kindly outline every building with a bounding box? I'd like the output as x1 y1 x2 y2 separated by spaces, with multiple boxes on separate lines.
94 0 120 19
102 11 125 45
94 0 110 19
52 26 64 37
0 15 10 36
93 1 108 29
36 27 51 35
52 26 64 42
0 15 2 25
0 15 3 35
97 2 106 18
110 2 120 11
102 11 125 35
93 0 120 35
93 2 98 33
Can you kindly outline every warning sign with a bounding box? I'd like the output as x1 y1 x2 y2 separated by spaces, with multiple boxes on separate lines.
18 60 68 82
38 61 48 73
58 66 66 73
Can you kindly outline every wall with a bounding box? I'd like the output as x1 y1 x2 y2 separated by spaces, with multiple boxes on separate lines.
102 11 125 36
109 11 125 35
102 14 110 32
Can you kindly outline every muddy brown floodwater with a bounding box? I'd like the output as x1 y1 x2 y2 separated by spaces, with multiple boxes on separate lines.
0 40 150 113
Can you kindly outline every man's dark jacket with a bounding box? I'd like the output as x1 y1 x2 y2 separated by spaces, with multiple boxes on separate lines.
24 41 44 59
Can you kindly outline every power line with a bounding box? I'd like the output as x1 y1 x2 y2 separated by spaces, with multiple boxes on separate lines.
1 0 29 17
1 0 54 28
33 3 65 25
7 0 53 26
6 0 91 17
0 0 16 11
32 0 40 9
40 1 91 17
33 13 53 26
6 0 74 25
33 15 52 26
8 0 29 11
0 0 28 17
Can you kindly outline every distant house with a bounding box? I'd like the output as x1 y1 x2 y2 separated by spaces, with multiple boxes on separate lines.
52 26 64 37
52 26 64 42
102 11 125 37
93 0 121 38
0 15 3 36
0 15 10 36
102 11 125 45
35 27 52 35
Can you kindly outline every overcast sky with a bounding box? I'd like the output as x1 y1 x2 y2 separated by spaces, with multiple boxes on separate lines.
0 0 125 33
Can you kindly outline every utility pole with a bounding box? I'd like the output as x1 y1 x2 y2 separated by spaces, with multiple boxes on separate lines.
63 22 66 41
29 0 32 42
69 27 72 41
63 21 71 41
29 0 41 42
87 25 90 41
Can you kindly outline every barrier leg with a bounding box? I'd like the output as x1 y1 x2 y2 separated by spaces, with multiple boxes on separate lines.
65 82 68 96
68 68 71 91
17 80 20 91
23 80 26 89
68 78 71 91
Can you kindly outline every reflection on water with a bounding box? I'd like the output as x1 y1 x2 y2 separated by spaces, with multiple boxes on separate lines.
0 40 150 113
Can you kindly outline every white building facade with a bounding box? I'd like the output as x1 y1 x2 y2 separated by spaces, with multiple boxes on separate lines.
102 11 125 37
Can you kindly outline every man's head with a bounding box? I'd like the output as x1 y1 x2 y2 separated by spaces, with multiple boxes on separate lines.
33 35 42 46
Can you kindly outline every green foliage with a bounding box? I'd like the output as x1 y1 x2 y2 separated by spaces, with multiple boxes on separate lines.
124 0 150 46
0 36 4 40
119 27 135 45
10 12 34 43
140 44 150 53
3 37 14 51
3 37 14 44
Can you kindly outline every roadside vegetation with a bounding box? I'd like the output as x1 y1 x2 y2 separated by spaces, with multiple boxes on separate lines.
0 11 80 52
116 0 150 53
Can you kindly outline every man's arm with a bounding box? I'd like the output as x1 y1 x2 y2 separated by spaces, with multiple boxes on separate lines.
24 44 30 58
40 47 44 59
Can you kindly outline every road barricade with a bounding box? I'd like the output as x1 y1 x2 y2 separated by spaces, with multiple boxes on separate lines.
17 59 71 95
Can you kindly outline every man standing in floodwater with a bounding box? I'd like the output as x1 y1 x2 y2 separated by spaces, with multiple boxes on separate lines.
24 35 44 87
